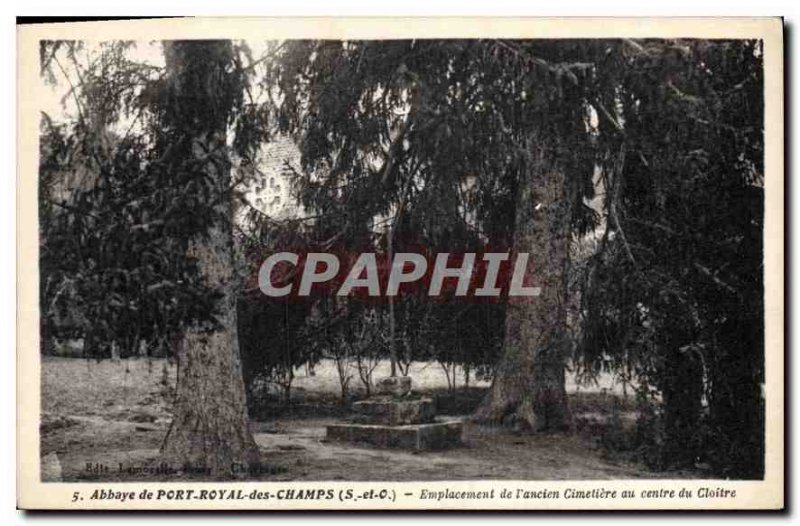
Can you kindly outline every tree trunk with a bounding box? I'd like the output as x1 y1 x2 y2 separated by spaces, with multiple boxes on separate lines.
661 345 704 467
474 140 571 432
159 41 260 478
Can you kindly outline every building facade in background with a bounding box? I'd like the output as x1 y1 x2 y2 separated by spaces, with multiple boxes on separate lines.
240 135 304 219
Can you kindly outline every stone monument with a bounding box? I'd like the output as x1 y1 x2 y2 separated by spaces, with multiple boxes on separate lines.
326 376 463 450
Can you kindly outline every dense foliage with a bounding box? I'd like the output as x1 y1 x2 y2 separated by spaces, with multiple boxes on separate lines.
39 40 274 357
576 40 764 477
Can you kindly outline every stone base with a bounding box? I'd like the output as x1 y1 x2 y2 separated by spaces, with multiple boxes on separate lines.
326 420 463 450
352 397 435 425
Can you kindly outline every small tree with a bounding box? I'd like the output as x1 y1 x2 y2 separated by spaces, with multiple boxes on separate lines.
341 304 384 397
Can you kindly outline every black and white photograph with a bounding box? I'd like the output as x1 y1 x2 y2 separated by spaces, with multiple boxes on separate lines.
16 17 784 510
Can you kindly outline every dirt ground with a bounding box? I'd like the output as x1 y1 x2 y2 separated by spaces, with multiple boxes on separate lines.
40 357 693 482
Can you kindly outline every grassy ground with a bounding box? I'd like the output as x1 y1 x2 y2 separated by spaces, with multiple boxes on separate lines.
40 357 691 482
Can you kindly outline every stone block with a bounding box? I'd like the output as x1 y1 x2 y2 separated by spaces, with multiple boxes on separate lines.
352 397 435 425
326 420 463 450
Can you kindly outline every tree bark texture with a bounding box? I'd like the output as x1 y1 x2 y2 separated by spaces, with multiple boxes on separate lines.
159 41 260 478
475 139 572 432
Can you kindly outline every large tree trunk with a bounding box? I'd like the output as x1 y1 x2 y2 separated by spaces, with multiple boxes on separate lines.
159 41 260 478
474 140 571 432
661 344 704 467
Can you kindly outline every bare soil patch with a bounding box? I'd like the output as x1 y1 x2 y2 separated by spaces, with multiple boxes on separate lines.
40 357 694 481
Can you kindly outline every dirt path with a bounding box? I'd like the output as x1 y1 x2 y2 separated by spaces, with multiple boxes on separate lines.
43 415 677 482
252 418 674 481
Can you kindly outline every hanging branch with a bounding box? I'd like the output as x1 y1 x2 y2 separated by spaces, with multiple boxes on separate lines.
52 52 87 124
607 141 643 275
